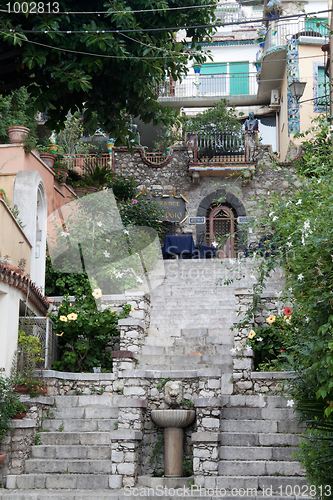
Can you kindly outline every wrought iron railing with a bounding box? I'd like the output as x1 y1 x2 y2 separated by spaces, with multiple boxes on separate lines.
157 73 258 99
263 18 329 54
196 131 245 161
19 317 57 369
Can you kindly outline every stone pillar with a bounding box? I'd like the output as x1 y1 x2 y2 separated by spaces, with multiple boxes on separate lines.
117 318 146 354
192 398 221 488
109 397 146 488
164 427 183 476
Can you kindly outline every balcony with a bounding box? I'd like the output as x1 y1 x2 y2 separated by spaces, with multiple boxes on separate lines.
157 72 264 108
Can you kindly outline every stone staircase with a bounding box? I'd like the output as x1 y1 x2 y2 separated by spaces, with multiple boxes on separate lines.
218 395 306 491
5 395 119 491
138 259 255 372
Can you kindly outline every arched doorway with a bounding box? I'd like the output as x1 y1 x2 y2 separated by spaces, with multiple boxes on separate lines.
206 204 237 258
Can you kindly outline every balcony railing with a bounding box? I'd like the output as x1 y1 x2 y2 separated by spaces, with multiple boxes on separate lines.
157 73 258 99
186 131 250 163
61 153 111 175
263 18 329 54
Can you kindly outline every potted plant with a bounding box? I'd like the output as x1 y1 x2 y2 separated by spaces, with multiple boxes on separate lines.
14 330 46 398
0 88 37 144
264 0 283 19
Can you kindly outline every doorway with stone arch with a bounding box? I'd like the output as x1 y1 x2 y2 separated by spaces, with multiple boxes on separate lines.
206 204 237 258
196 189 247 258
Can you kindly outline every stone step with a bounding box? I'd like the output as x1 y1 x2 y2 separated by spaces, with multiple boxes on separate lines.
221 420 280 433
39 432 113 446
219 446 299 461
31 445 111 460
137 354 231 366
218 460 304 476
53 395 117 408
222 407 297 420
6 474 111 490
42 419 117 432
213 475 308 491
221 395 290 408
25 459 113 474
141 345 232 356
51 406 119 419
220 432 302 447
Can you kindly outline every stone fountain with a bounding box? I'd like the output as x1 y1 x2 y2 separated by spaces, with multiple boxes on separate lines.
151 381 195 477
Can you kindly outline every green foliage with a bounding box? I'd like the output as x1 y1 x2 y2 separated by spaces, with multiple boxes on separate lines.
156 377 171 389
45 255 90 296
119 195 165 237
297 430 333 496
294 115 333 177
0 1 217 141
181 398 194 408
183 456 193 477
35 432 41 445
0 375 26 442
109 174 136 202
58 110 95 156
81 156 113 187
49 279 131 372
150 434 164 477
183 99 242 134
0 88 37 144
15 329 45 396
246 312 294 370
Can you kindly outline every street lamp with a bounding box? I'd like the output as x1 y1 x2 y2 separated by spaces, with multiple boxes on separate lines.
288 80 306 101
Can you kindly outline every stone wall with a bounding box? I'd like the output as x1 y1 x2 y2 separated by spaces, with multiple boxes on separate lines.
0 396 54 485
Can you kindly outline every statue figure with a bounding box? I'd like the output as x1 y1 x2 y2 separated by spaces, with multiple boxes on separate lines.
164 381 183 408
244 112 259 162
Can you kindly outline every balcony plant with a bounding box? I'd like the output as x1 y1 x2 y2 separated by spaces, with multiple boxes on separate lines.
264 0 283 19
14 330 46 397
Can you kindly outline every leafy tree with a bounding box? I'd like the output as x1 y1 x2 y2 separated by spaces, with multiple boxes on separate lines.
0 0 217 141
182 99 242 134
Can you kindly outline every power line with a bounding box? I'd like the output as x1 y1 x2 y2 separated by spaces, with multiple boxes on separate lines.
1 8 331 34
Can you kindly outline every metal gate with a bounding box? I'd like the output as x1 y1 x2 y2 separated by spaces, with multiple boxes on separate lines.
19 317 57 369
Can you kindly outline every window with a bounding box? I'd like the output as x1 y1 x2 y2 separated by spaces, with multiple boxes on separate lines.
314 62 328 112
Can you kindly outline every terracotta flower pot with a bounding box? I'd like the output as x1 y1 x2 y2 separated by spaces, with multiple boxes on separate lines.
12 412 26 419
39 153 56 168
14 385 29 394
0 454 5 464
6 126 30 144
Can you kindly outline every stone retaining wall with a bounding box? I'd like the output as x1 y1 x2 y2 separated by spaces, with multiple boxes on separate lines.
0 396 54 485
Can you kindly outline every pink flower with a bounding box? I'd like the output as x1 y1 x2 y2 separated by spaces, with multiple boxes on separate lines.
132 199 138 204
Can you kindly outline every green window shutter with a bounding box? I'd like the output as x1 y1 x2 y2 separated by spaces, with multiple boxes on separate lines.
305 18 328 37
200 63 227 75
229 61 249 95
318 66 327 99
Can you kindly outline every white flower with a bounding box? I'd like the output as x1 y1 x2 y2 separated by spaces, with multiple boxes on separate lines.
124 229 129 235
289 287 293 293
269 211 275 217
257 337 263 342
296 199 302 205
317 179 321 184
287 400 295 407
286 201 291 207
230 348 237 355
245 345 252 352
303 220 310 230
136 277 143 283
103 250 110 258
272 216 278 222
61 231 70 237
97 221 103 227
92 288 102 299
305 317 310 323
212 241 218 248
106 239 110 242
298 273 304 281
286 241 292 247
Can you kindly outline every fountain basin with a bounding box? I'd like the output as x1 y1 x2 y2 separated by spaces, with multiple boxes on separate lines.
151 409 195 428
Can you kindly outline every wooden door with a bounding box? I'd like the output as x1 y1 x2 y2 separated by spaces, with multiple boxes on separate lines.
206 205 235 258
